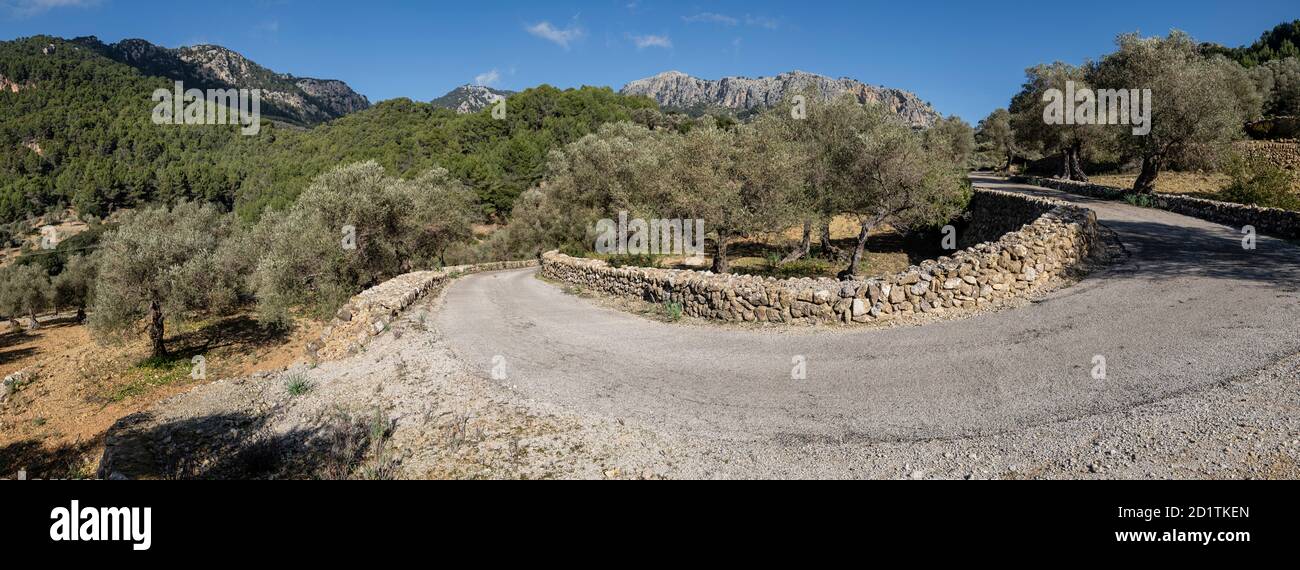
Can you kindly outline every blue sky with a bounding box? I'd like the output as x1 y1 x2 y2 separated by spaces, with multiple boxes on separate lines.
1 0 1296 121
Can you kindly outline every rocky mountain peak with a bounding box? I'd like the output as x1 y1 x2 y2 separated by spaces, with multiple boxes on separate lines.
73 37 369 126
621 70 940 127
431 84 516 114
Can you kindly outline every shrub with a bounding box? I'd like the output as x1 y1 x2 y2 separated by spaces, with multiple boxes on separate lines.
1122 193 1157 208
1219 155 1300 210
251 161 477 327
606 253 662 269
285 374 313 396
661 301 684 322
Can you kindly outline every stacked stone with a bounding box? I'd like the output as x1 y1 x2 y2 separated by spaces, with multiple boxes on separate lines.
542 189 1098 326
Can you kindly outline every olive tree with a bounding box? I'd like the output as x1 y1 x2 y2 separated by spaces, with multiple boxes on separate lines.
538 122 672 254
977 108 1018 172
408 168 478 268
656 124 803 273
251 161 478 326
1250 57 1300 117
925 116 977 168
53 254 96 323
764 95 870 263
1009 62 1101 181
1091 31 1262 193
0 264 52 330
826 103 971 278
90 202 238 358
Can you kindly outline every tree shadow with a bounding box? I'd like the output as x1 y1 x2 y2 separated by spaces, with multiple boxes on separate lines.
96 408 389 480
0 436 102 479
1095 218 1300 286
146 315 296 365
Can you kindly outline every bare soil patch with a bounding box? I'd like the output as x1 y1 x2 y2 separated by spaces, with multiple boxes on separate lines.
0 312 320 478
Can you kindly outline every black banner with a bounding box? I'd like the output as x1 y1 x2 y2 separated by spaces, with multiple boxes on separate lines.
0 480 1289 560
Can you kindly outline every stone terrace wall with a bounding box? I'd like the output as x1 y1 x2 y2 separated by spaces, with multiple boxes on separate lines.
541 189 1098 326
1237 139 1300 170
1013 175 1300 240
313 259 538 360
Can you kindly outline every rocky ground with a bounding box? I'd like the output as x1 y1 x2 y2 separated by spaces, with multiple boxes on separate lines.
96 292 678 480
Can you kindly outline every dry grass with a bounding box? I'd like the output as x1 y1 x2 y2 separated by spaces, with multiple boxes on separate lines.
1089 172 1232 199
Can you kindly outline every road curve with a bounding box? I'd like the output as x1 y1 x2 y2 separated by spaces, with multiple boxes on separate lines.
437 177 1300 443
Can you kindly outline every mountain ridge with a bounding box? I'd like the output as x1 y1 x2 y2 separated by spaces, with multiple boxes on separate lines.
72 36 370 126
620 69 941 127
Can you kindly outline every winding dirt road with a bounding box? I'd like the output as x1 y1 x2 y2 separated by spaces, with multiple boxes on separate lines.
437 177 1300 445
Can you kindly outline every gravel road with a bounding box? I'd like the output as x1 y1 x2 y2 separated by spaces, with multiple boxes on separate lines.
428 176 1300 478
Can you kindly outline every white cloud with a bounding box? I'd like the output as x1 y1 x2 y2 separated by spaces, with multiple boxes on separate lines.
474 69 501 86
254 20 280 34
682 12 779 30
3 0 99 18
744 15 780 30
629 34 672 50
683 12 738 26
526 21 585 50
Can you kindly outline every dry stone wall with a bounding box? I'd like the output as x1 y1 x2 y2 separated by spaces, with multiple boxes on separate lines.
1237 139 1300 170
1013 175 1300 240
313 259 538 360
542 189 1098 325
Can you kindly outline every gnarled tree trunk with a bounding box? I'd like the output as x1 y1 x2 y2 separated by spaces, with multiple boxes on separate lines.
820 222 844 260
711 232 731 274
781 219 813 264
1068 143 1089 182
1132 155 1162 194
843 223 873 279
148 300 166 358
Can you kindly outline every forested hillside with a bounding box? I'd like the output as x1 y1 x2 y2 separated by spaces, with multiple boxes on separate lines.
0 35 658 225
0 36 246 222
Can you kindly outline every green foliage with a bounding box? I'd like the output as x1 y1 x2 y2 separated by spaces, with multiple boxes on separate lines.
0 36 248 223
0 36 657 225
0 262 52 324
11 222 106 275
52 253 96 314
1248 57 1300 118
661 301 684 322
250 161 477 326
1209 20 1300 68
1122 193 1156 208
1219 154 1300 210
976 108 1017 171
605 253 662 269
924 116 977 168
89 201 239 356
285 374 314 396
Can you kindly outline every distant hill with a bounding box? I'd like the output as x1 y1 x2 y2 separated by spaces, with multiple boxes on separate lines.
1201 19 1300 67
73 36 370 126
0 35 657 223
431 85 515 114
620 70 940 127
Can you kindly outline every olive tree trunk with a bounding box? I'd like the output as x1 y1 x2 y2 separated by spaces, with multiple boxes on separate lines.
781 219 813 264
1132 155 1162 194
148 300 167 358
711 232 731 274
843 223 874 279
1068 144 1089 182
